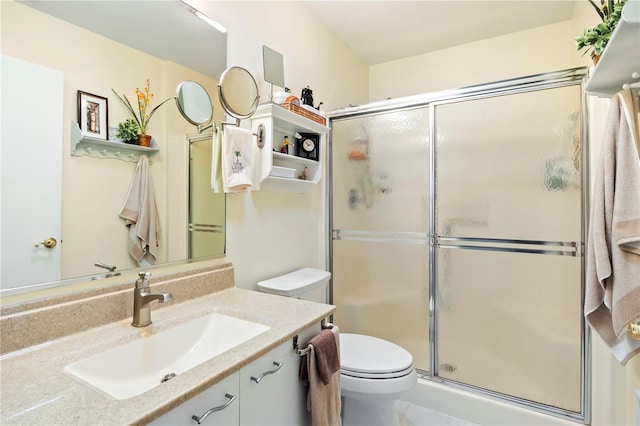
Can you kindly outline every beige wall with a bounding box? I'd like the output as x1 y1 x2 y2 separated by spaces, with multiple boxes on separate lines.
369 4 596 100
194 1 370 290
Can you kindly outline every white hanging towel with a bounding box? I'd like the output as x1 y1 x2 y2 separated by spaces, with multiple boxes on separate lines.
222 126 253 193
585 88 640 366
211 129 223 193
119 155 160 266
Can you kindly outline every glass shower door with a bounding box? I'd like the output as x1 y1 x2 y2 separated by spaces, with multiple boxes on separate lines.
331 108 431 371
433 85 584 413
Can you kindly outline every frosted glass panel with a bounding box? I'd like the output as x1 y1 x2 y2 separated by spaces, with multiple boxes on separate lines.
332 239 430 371
190 139 225 258
436 248 582 412
435 86 582 242
332 108 430 233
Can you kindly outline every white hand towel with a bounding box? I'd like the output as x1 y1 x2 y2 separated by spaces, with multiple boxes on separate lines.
222 126 253 193
211 129 223 193
119 155 160 266
585 89 640 365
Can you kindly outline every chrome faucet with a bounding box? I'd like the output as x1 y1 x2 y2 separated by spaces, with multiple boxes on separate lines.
132 272 173 327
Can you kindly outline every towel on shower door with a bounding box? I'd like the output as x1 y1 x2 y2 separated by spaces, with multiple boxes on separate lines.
119 155 160 266
585 88 640 365
221 126 253 193
300 326 341 426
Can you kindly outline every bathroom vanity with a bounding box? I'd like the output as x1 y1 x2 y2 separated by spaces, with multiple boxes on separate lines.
0 262 334 425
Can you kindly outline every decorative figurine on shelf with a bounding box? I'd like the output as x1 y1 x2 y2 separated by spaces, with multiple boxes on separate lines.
298 166 308 181
280 135 293 154
301 86 323 110
301 86 314 107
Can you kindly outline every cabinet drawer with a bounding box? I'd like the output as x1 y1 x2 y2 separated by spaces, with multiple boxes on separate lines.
151 372 239 426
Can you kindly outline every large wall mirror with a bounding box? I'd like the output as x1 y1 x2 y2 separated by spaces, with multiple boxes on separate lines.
0 0 227 304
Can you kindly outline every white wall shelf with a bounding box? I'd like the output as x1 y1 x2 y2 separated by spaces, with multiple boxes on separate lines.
251 103 329 192
70 121 160 163
584 0 640 97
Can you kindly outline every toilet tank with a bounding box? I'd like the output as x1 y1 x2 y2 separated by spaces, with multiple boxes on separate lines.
257 268 331 303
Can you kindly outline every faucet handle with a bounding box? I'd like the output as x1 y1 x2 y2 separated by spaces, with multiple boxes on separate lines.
135 272 151 288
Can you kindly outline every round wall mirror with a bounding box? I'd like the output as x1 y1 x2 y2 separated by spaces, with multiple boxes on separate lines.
218 66 260 120
175 81 213 126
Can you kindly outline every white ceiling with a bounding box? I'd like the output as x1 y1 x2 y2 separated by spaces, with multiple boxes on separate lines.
302 1 579 65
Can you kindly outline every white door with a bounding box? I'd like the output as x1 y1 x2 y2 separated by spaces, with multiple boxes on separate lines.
1 55 63 292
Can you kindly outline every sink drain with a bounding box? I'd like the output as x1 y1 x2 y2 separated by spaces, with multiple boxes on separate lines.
161 373 177 383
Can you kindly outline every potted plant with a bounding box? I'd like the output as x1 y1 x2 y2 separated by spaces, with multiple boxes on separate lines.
114 118 140 144
575 0 627 64
112 79 172 146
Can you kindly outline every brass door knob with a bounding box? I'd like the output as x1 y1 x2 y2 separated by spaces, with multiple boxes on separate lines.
34 237 57 248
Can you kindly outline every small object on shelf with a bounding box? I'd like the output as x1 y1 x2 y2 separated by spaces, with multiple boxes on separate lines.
301 86 314 106
115 119 139 144
279 101 326 125
348 150 367 161
300 85 323 110
298 166 308 181
270 166 296 179
138 134 152 147
296 133 320 161
284 95 300 106
280 135 293 154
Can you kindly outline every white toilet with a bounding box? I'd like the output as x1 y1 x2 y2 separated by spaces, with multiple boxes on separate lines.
257 268 417 426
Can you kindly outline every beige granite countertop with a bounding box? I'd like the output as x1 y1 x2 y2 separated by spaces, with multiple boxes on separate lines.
0 287 334 425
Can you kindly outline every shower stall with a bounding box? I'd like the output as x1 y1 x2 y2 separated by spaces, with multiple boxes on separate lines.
328 68 589 422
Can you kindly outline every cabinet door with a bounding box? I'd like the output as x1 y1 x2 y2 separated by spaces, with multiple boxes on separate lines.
239 341 309 425
151 372 239 425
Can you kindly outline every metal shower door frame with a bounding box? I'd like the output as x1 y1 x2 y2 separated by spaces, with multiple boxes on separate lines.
327 67 590 423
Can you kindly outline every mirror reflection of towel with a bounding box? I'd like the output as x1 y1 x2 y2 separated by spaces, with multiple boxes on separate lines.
222 126 253 193
119 155 160 266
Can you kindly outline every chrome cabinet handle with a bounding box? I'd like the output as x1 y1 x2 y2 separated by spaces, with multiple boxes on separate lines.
191 393 236 424
250 361 283 384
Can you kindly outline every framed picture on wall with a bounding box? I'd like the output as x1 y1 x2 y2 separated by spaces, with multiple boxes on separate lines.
77 90 108 139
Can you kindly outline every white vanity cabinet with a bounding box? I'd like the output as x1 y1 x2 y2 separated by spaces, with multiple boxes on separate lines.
251 103 329 192
150 336 315 425
150 371 240 425
239 340 309 425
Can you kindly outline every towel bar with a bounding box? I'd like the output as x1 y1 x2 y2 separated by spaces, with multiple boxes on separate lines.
293 320 334 356
629 322 640 340
218 122 265 149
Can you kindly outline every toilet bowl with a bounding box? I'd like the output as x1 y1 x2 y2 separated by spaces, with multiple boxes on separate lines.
257 268 417 426
340 332 417 425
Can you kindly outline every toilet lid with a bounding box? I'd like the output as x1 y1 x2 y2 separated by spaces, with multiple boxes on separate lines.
340 333 414 377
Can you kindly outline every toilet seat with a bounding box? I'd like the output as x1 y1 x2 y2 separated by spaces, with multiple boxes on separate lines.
340 333 414 379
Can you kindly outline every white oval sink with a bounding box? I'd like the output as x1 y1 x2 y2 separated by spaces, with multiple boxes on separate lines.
64 313 270 400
